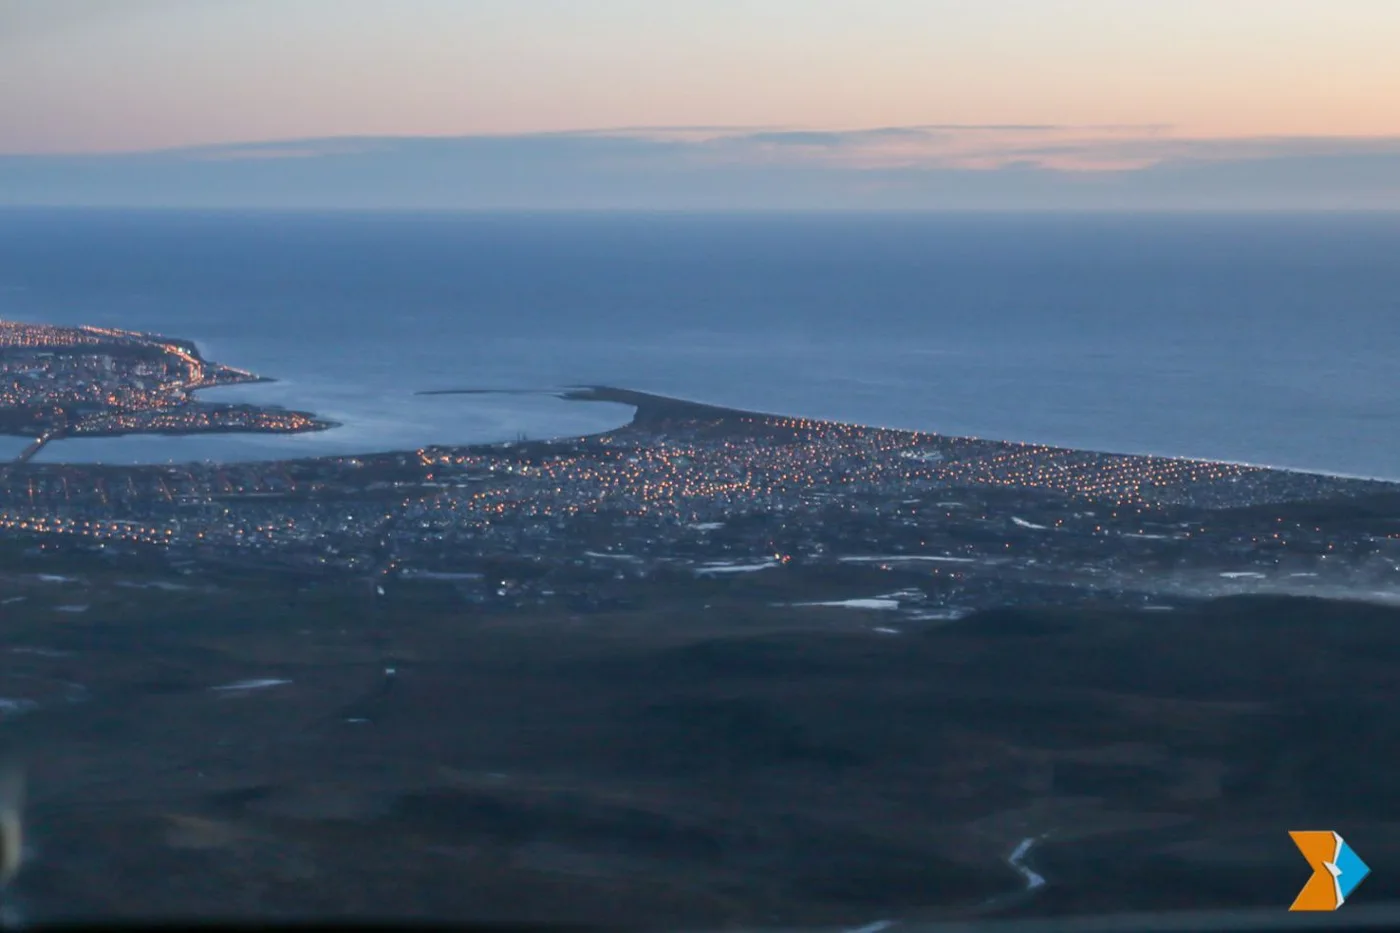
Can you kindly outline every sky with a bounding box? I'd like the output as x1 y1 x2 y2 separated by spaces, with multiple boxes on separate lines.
2 0 1398 209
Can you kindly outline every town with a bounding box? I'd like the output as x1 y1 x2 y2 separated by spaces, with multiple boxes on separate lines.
1 373 1397 623
0 318 334 461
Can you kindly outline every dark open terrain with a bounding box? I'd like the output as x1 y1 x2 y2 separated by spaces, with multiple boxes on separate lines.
0 552 1396 928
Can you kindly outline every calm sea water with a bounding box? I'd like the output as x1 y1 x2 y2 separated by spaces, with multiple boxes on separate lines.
1 210 1397 478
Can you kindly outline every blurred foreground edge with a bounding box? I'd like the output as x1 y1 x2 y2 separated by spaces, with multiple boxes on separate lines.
13 906 1400 933
723 903 1400 933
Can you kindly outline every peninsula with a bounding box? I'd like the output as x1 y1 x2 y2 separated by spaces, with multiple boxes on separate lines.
0 318 336 461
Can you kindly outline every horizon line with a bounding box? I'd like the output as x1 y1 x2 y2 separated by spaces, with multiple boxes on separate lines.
13 124 1400 159
4 205 1400 216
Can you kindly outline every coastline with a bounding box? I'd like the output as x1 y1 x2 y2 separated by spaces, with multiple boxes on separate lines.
424 384 1400 486
14 369 1400 486
577 386 1400 485
0 323 338 457
420 385 758 428
60 418 341 442
7 317 1396 478
0 407 340 444
6 313 1395 480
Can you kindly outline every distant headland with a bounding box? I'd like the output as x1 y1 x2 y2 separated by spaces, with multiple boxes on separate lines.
0 318 337 462
417 384 756 430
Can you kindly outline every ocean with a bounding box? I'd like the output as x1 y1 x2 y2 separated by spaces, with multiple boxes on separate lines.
1 210 1397 478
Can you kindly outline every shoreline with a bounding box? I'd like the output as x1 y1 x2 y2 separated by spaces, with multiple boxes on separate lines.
6 317 1396 479
0 322 338 457
13 374 1400 486
54 419 341 443
0 408 341 443
425 384 1400 486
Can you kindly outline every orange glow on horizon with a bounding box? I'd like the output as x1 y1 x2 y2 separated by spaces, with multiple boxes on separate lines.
1 0 1397 156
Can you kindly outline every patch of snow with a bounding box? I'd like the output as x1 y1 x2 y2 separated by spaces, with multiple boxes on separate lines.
845 921 896 933
798 598 900 610
584 551 640 561
839 555 975 564
695 561 778 575
211 678 291 693
116 580 192 591
1012 517 1048 530
1220 571 1266 579
1009 837 1047 890
689 522 725 531
873 627 902 635
0 698 39 717
1288 572 1319 578
1 597 25 606
1123 532 1175 540
36 575 77 583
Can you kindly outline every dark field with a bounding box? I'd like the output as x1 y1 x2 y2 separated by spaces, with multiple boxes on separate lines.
0 558 1396 928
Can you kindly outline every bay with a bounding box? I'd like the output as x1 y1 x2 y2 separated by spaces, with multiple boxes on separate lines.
1 210 1396 478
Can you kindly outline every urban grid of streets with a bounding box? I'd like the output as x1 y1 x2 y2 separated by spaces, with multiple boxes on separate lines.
3 318 1399 619
0 319 330 462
